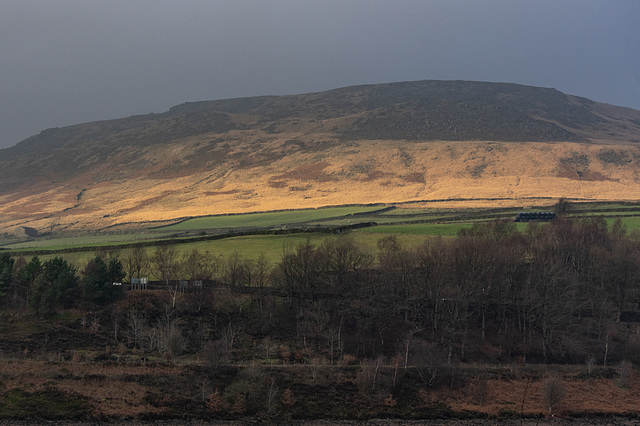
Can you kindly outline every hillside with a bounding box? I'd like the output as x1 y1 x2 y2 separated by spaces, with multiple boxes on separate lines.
1 80 640 234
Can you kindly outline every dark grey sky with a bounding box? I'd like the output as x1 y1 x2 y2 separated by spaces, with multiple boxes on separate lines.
1 0 639 149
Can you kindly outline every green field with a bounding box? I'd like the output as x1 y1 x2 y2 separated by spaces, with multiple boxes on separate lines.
160 206 385 231
29 231 436 272
0 206 388 253
313 214 455 226
380 208 453 216
571 203 640 211
176 232 428 263
32 234 327 268
0 232 174 251
6 202 640 271
355 223 472 235
607 216 640 231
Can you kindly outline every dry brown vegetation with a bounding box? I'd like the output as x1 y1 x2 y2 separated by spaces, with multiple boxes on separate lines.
3 140 640 234
2 80 640 234
0 358 639 421
3 218 640 421
0 360 174 418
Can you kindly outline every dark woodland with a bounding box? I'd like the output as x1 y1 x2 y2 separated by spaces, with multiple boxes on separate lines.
1 215 640 420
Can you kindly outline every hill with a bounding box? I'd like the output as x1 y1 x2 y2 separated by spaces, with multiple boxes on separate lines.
1 80 640 234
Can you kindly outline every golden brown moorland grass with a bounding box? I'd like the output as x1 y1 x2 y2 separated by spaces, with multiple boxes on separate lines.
3 140 640 234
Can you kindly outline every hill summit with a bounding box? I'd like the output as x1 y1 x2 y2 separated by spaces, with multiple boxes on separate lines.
2 80 640 233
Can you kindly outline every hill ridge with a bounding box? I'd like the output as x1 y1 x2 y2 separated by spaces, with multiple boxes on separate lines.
1 80 640 234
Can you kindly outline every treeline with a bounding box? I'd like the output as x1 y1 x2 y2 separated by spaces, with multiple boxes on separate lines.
1 216 640 368
271 216 640 366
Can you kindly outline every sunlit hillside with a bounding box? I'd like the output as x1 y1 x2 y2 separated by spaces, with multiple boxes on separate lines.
1 80 640 234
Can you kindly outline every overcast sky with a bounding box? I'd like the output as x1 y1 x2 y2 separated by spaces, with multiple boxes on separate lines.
1 0 639 149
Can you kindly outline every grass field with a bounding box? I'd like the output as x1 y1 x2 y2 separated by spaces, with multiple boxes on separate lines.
314 215 455 226
608 216 640 231
7 202 640 272
30 231 436 271
355 222 533 236
178 232 429 263
0 232 175 250
159 206 385 231
381 208 457 216
571 203 640 211
32 234 327 268
355 223 472 235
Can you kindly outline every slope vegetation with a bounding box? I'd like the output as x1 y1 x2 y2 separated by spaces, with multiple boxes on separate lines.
1 80 640 233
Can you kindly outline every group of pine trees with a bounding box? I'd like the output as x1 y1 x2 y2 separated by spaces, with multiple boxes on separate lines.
1 254 125 316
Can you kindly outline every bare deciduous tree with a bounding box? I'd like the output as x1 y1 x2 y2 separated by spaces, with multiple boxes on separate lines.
266 376 278 413
356 355 385 392
413 340 445 387
204 338 228 371
128 311 146 349
182 248 218 281
197 377 210 402
319 236 373 273
125 246 149 284
618 360 633 388
151 244 180 308
164 322 185 361
586 354 596 375
542 376 566 415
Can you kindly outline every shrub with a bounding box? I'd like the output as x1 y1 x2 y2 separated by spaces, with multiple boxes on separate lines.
618 360 633 388
541 376 566 415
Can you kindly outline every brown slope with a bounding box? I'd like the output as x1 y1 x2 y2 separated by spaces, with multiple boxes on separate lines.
1 80 640 234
